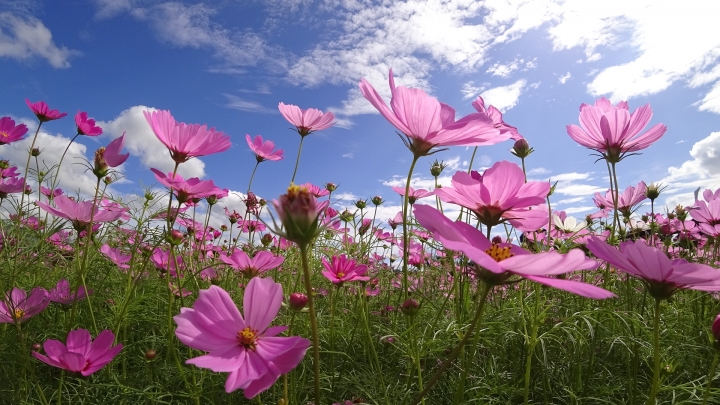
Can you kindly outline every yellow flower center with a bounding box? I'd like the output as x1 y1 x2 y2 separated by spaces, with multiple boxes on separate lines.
337 272 345 278
485 243 513 262
13 308 24 320
0 131 8 139
237 327 258 350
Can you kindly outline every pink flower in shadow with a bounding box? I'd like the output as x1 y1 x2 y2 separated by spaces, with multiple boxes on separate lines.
33 329 122 376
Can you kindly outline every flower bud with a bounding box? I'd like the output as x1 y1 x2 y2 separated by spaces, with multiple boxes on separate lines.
260 233 273 247
220 224 228 232
510 138 534 159
0 160 8 169
325 182 337 192
339 209 354 223
273 184 327 247
144 191 154 201
645 183 664 201
259 199 267 207
430 159 448 177
167 229 184 245
31 343 41 352
93 147 109 178
675 205 688 221
24 185 32 195
289 292 308 312
400 298 420 316
31 148 41 157
145 349 157 360
104 176 113 185
206 195 218 205
355 199 367 209
371 196 384 206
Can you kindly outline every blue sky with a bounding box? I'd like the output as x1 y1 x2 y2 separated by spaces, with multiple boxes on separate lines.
1 0 720 227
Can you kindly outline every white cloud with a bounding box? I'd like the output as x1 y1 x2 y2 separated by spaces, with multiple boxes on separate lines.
223 94 275 114
558 72 571 84
659 131 720 208
461 81 486 100
486 57 537 78
480 79 526 112
98 106 206 179
0 12 77 68
697 80 720 114
342 152 354 158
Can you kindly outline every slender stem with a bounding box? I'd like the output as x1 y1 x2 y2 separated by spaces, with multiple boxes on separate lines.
410 282 492 405
50 133 80 193
247 161 260 194
646 299 662 405
702 351 719 405
401 155 420 299
18 122 44 219
520 157 527 183
290 136 306 184
523 283 542 404
299 243 321 405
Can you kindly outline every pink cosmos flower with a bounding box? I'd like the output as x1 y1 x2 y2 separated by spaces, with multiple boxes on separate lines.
272 185 330 246
359 69 504 157
434 161 550 229
0 287 50 323
174 278 310 398
566 97 667 162
301 182 330 198
40 186 63 200
32 329 122 376
691 198 720 226
246 134 284 162
593 181 647 217
144 110 231 164
151 168 220 204
49 279 91 305
586 237 720 299
151 248 183 277
278 103 335 137
388 211 403 230
391 186 434 204
220 249 284 278
0 176 25 198
37 195 125 232
414 204 615 299
321 255 370 284
0 116 28 145
104 133 130 167
470 96 522 141
99 244 131 269
75 111 103 136
25 99 67 122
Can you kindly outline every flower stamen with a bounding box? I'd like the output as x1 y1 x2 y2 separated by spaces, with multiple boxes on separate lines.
485 243 513 262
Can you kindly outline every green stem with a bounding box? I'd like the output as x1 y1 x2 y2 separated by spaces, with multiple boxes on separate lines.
701 351 719 405
410 282 492 405
290 136 306 184
401 155 420 299
247 161 260 194
299 243 321 405
18 122 44 219
646 299 662 405
523 283 542 404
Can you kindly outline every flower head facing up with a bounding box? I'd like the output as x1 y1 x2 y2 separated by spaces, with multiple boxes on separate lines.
321 255 370 285
246 134 284 162
32 329 122 376
586 237 720 300
144 110 231 164
278 103 335 137
220 249 284 278
0 176 25 199
272 184 329 247
37 195 125 232
151 169 220 204
0 117 28 145
414 204 615 299
174 277 310 398
25 99 67 122
75 111 103 136
359 69 504 157
49 279 91 305
0 287 50 324
566 97 667 163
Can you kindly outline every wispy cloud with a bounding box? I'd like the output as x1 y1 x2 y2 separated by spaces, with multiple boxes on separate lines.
0 12 79 68
223 94 275 114
558 72 571 84
480 79 527 112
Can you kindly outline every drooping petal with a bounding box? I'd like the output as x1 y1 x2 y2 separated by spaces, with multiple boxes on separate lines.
524 275 616 299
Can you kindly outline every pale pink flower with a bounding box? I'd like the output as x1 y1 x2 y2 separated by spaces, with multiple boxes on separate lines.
37 195 125 232
246 134 284 162
33 329 122 376
144 110 231 164
278 103 335 136
151 169 220 204
99 244 131 269
391 186 434 204
220 249 284 278
471 96 522 141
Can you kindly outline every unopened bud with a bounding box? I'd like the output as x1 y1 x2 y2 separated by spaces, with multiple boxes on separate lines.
511 138 534 159
371 196 384 206
645 183 664 201
32 343 41 352
355 199 367 209
31 148 41 157
325 182 337 192
0 160 8 169
167 229 184 245
103 176 113 185
145 349 157 360
400 298 420 316
289 292 308 312
261 233 273 247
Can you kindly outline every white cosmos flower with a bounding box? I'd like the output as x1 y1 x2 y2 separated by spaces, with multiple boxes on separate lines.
553 214 587 233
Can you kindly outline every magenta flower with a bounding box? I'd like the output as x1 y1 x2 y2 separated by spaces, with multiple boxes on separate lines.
434 161 550 228
414 204 614 299
321 255 370 284
37 195 125 232
151 168 220 204
471 96 522 141
94 133 129 178
301 182 330 198
391 186 434 204
0 176 25 198
278 103 335 137
359 69 504 157
220 249 284 278
99 244 131 269
75 111 103 136
566 97 667 162
713 313 720 343
40 187 63 200
144 110 231 164
25 99 67 122
174 278 310 398
586 237 720 299
0 287 50 323
246 134 284 162
593 181 647 217
0 117 28 145
49 279 91 305
33 329 122 376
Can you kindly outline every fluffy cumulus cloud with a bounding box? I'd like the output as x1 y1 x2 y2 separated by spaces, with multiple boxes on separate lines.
660 131 720 207
98 106 206 179
480 79 526 112
0 12 77 68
